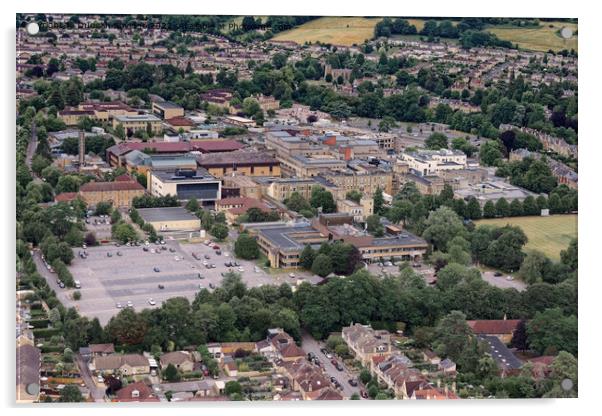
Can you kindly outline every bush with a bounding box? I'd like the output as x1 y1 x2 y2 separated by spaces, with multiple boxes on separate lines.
73 291 81 301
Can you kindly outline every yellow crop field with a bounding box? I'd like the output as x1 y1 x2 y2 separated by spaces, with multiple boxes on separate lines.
272 17 382 46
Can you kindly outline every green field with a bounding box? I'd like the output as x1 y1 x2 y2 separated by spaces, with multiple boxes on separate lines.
475 215 577 261
272 17 382 46
487 21 578 52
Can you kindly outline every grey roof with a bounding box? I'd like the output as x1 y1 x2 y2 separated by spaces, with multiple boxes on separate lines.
260 225 319 251
138 207 200 223
152 168 216 183
371 232 428 247
479 335 523 370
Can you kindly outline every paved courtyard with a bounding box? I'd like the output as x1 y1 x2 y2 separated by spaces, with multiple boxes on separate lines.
55 239 319 325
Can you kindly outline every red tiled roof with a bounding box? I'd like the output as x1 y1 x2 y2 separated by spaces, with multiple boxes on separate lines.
115 174 134 182
191 140 244 153
55 192 78 202
80 180 145 193
466 320 521 335
115 381 159 402
166 116 194 127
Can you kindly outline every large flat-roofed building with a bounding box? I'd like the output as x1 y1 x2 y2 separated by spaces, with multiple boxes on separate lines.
454 181 537 206
256 224 328 269
112 114 163 136
400 149 467 176
148 168 221 207
319 168 393 197
255 214 428 269
124 152 198 175
137 207 201 232
279 154 347 177
152 100 184 119
224 115 256 128
78 101 138 122
196 151 280 178
78 176 145 208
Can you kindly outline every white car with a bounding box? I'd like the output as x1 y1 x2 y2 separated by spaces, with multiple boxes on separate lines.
506 275 514 281
148 298 156 306
289 273 296 278
116 302 122 309
174 256 180 261
238 267 244 272
126 300 133 307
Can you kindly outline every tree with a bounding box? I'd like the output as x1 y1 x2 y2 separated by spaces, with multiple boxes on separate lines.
510 319 529 351
299 245 316 270
425 132 448 149
225 380 242 396
527 308 577 355
163 363 181 382
310 186 336 213
560 239 577 271
95 201 112 216
522 196 539 216
359 369 372 384
211 224 229 241
84 232 97 247
373 187 385 215
465 197 482 220
234 233 259 260
106 307 148 345
509 199 523 217
495 198 510 217
366 215 384 237
517 251 550 285
311 254 333 277
73 291 81 301
433 311 474 362
543 351 578 398
59 384 83 402
483 200 496 218
185 198 199 212
112 222 137 243
346 190 362 204
479 140 504 166
422 206 466 251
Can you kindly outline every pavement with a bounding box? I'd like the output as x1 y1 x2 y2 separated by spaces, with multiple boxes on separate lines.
75 353 106 402
35 239 321 325
481 271 527 291
300 331 362 399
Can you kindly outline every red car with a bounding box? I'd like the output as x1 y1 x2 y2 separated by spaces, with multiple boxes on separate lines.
213 245 220 250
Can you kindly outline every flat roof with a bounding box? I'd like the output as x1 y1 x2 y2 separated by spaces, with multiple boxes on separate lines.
137 207 199 223
114 114 161 122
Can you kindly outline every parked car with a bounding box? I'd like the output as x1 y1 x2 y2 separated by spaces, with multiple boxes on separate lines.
211 264 216 268
116 251 122 256
204 254 211 260
107 252 112 257
58 281 65 289
348 379 358 387
335 363 344 371
126 300 133 307
74 280 81 289
198 273 205 279
209 283 215 289
153 267 160 272
289 273 296 278
158 284 165 289
115 302 122 309
494 271 503 277
148 298 156 306
169 248 176 253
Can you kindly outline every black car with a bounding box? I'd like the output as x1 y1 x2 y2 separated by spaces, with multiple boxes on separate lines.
494 271 503 277
153 267 160 272
158 284 165 289
348 379 358 387
335 363 344 371
209 283 215 289
58 281 65 289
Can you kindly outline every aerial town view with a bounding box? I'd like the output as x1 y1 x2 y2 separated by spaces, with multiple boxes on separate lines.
15 13 578 404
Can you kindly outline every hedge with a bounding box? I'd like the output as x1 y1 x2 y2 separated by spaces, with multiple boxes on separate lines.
33 327 62 338
29 319 50 328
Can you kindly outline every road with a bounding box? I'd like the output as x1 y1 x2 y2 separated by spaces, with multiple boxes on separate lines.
25 119 37 170
301 331 361 399
75 353 106 402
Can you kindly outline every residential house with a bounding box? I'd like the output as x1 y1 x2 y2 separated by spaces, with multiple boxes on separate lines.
92 353 150 376
341 324 394 367
160 351 195 373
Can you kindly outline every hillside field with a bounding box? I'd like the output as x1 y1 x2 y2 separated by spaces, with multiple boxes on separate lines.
271 17 382 46
475 214 577 261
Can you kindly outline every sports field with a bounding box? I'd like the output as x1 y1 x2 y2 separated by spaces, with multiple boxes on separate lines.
487 21 577 52
475 215 577 261
272 17 382 46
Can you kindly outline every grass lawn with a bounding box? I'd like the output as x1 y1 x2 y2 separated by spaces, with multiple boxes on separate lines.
474 214 577 261
486 21 577 52
272 17 382 46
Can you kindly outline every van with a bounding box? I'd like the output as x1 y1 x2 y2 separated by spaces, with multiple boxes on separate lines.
74 280 81 289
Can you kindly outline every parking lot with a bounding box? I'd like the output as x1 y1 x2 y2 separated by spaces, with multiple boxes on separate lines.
62 239 320 325
84 215 113 241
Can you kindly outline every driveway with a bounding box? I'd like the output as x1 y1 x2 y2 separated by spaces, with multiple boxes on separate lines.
75 354 106 402
481 271 527 291
301 331 361 399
